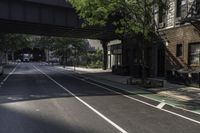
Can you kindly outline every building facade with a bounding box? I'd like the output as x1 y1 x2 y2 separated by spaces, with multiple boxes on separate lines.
156 0 200 73
107 40 122 69
109 0 200 78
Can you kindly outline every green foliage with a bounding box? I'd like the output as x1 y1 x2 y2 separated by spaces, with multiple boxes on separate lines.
86 49 103 68
32 36 55 49
17 35 103 68
0 33 31 52
70 0 112 26
69 0 168 39
88 60 103 68
52 37 88 57
32 36 89 64
32 36 87 56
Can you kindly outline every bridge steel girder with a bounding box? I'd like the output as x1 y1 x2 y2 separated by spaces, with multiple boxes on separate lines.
0 0 117 40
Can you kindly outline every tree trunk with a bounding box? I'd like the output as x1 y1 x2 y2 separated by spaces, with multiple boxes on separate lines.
5 51 8 64
141 0 148 83
47 47 50 64
11 51 14 62
101 40 108 70
141 46 146 83
140 37 147 84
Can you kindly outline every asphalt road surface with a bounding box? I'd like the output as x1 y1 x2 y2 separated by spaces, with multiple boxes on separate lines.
0 63 199 133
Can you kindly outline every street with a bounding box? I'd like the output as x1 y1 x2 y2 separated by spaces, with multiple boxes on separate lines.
0 63 200 133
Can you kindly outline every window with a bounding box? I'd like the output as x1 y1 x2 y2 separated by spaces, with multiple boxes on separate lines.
176 0 182 17
189 43 200 65
176 44 183 57
176 0 187 18
158 4 165 23
197 1 200 15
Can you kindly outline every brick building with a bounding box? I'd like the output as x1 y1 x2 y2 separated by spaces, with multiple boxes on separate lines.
156 0 200 74
107 0 200 78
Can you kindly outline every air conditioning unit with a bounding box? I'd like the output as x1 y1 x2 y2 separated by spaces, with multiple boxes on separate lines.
159 22 165 28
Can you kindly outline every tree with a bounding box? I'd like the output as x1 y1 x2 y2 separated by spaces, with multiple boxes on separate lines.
70 0 167 36
51 37 88 66
32 36 88 66
32 36 56 62
0 33 31 63
70 0 168 81
87 49 103 68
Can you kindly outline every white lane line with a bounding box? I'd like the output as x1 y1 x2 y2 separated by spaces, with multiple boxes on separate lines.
157 102 166 109
69 75 200 125
32 64 128 133
1 64 18 83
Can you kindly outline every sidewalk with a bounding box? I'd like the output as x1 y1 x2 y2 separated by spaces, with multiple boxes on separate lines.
57 66 200 114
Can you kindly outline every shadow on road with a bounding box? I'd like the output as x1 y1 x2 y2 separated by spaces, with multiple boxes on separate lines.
0 105 98 133
0 71 123 104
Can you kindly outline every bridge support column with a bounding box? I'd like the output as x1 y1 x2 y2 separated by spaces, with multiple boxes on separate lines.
101 40 108 70
101 40 109 70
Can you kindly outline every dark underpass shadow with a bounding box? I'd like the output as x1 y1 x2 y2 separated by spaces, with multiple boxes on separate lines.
0 72 123 105
0 106 97 133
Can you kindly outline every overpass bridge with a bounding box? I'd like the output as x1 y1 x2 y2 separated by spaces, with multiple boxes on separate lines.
0 0 117 40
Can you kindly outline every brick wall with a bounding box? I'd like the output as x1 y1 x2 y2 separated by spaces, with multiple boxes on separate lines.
166 0 176 27
161 24 200 71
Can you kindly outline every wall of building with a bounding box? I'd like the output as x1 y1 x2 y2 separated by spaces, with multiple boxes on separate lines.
163 25 200 71
156 0 200 74
166 0 176 28
156 0 194 29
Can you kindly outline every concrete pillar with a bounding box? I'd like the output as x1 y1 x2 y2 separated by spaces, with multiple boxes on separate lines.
101 40 109 70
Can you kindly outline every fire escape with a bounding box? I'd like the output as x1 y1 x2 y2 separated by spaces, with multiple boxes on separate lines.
181 0 200 32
